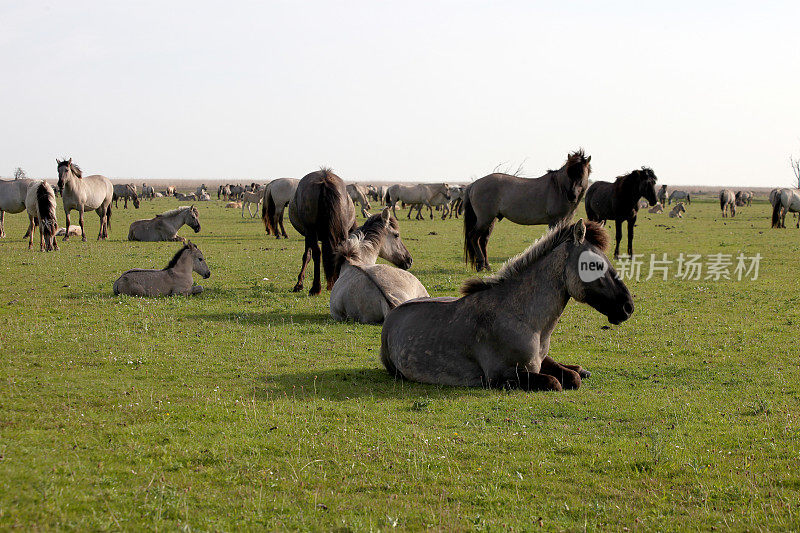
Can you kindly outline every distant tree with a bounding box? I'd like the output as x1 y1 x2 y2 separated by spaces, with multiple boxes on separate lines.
13 167 27 180
791 154 800 188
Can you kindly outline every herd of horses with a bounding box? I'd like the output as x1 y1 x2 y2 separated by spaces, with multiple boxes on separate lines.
1 154 798 391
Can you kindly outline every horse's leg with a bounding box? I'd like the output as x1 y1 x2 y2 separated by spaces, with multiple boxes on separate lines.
279 211 288 239
309 240 322 296
27 216 34 249
427 202 433 220
0 210 4 238
613 220 622 259
627 216 636 256
539 356 582 390
478 231 491 272
493 366 562 391
321 238 337 291
62 208 71 241
292 237 314 292
407 204 414 219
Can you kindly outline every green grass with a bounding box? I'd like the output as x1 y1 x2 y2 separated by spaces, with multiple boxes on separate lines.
1 197 799 530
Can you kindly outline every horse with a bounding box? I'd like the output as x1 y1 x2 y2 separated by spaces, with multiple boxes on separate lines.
330 208 424 323
198 192 211 201
668 190 691 204
366 185 384 203
0 177 33 238
141 184 155 200
195 184 207 198
584 167 658 259
24 181 59 251
772 188 800 228
657 184 667 205
669 203 686 218
241 190 263 218
381 219 633 390
446 186 466 219
128 205 201 241
112 184 140 209
55 225 83 237
648 203 664 214
719 189 736 218
229 184 245 200
346 184 372 218
113 241 210 297
384 183 450 220
165 186 176 196
262 178 300 238
56 159 114 241
218 184 230 200
288 169 356 295
463 150 592 272
735 190 753 207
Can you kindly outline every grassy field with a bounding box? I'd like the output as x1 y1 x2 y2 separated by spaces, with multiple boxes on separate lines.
1 195 799 531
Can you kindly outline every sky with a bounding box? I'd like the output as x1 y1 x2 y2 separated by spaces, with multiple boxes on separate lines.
1 0 799 187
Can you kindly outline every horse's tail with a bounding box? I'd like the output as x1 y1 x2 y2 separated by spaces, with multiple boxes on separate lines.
772 194 783 227
719 193 725 212
36 182 58 244
463 186 479 269
687 193 690 204
317 172 353 284
263 190 276 233
384 189 391 206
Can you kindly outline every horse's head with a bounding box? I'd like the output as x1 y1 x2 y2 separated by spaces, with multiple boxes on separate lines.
638 167 658 206
56 158 80 191
378 207 413 269
187 205 201 233
564 150 591 203
187 242 211 279
564 219 633 325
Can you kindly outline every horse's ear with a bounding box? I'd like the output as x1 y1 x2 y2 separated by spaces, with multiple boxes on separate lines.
381 206 390 222
586 155 591 163
573 219 586 244
68 158 72 165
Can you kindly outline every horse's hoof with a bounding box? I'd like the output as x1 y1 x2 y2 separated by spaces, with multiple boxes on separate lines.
291 284 303 292
309 287 321 296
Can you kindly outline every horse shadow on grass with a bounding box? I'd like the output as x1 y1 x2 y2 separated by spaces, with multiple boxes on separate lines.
250 367 485 402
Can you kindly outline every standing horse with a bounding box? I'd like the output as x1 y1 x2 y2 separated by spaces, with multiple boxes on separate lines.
719 189 736 218
772 188 800 228
128 205 201 241
584 167 658 259
113 241 210 296
141 184 155 200
346 184 372 218
288 169 356 295
241 189 263 218
262 178 300 238
384 183 450 220
463 149 592 271
57 159 114 241
24 181 59 251
112 184 140 209
0 177 33 238
446 185 466 219
657 184 667 206
381 219 633 390
330 208 424 323
668 190 691 204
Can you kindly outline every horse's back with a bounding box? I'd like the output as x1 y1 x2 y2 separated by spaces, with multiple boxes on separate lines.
0 179 33 211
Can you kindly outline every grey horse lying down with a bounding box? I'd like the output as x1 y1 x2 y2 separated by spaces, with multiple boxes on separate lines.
113 241 210 296
381 219 634 391
330 208 426 323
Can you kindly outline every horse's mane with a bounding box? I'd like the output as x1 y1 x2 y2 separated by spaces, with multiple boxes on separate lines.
157 205 192 218
460 220 608 295
613 166 656 192
337 213 396 263
164 244 192 269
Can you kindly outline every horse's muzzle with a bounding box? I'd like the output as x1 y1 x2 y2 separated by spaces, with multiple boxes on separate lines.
202 272 211 279
193 226 201 233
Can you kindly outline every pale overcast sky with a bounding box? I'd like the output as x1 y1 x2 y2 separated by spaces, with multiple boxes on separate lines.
1 1 798 186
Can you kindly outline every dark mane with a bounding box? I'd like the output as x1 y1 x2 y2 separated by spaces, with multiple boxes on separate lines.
460 220 608 295
613 167 656 201
337 212 396 263
58 159 82 178
164 244 191 269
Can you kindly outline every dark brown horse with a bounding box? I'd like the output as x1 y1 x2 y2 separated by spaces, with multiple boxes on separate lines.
584 167 658 259
463 150 592 271
288 169 357 295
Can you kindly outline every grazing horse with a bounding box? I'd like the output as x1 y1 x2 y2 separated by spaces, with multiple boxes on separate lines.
112 184 140 209
330 208 424 323
735 190 753 207
668 190 691 204
585 167 658 259
464 150 592 271
24 181 59 251
719 189 736 218
381 219 633 390
241 190 263 218
346 184 372 218
772 188 800 228
0 177 33 238
57 159 114 241
262 178 300 238
113 241 210 296
288 169 356 295
669 203 686 218
657 184 667 206
384 183 450 220
128 205 201 241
